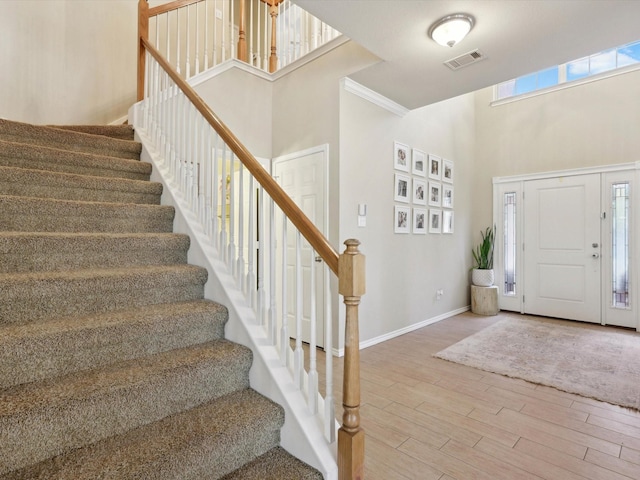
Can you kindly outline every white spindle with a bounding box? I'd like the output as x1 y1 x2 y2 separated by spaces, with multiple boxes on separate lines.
220 142 228 260
230 0 235 59
324 264 335 442
308 248 318 414
263 1 268 71
257 186 265 324
268 197 277 344
280 216 289 366
185 6 191 78
249 0 254 67
228 154 236 274
195 3 200 75
221 0 226 62
176 8 182 75
237 162 245 290
203 0 209 70
294 230 304 389
211 131 220 247
246 176 256 307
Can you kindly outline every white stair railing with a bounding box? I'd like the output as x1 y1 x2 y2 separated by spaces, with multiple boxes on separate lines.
141 0 340 81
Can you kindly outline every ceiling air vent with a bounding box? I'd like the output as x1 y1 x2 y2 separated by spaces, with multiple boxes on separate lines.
444 49 485 70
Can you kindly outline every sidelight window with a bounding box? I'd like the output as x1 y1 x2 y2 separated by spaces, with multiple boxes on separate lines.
611 183 630 309
503 192 517 296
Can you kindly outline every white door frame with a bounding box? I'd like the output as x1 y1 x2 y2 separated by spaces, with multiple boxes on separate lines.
493 162 640 330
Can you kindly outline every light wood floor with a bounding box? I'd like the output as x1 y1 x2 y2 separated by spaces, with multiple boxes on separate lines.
320 310 640 480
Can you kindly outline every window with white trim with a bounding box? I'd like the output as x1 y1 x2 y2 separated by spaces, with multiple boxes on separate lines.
496 40 640 101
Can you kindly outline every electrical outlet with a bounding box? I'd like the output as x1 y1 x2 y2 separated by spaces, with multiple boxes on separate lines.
436 289 444 300
215 8 223 19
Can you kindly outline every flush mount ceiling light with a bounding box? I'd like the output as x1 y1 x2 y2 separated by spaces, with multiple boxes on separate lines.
428 13 475 48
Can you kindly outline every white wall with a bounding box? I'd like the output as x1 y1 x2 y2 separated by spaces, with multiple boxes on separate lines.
339 91 476 345
473 69 640 235
0 0 137 125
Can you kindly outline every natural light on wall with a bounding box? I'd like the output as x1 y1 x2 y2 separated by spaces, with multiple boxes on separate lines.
495 39 640 100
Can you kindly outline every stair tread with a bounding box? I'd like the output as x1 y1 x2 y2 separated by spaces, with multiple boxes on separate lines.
0 300 227 388
48 124 135 141
0 193 173 214
1 389 284 480
0 165 162 195
221 447 323 480
0 341 255 475
0 119 141 160
0 139 150 180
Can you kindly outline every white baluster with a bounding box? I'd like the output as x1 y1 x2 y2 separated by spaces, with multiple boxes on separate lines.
166 11 171 65
204 127 213 238
194 2 200 75
212 0 218 66
246 176 256 307
294 230 304 390
237 162 245 290
228 154 236 274
211 132 220 248
263 1 268 71
249 0 254 67
203 0 209 70
221 0 226 62
176 8 181 75
280 216 289 366
268 196 277 344
324 264 335 442
308 248 318 414
220 142 228 260
257 185 265 324
185 6 191 78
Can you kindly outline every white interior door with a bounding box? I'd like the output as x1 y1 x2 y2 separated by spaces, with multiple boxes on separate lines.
273 146 327 347
523 174 602 323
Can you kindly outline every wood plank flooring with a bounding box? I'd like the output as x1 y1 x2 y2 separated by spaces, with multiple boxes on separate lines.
319 311 640 479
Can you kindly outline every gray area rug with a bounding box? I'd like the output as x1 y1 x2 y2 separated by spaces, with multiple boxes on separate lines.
434 317 640 410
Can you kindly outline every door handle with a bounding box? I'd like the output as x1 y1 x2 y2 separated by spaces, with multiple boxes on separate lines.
592 253 600 258
315 256 322 263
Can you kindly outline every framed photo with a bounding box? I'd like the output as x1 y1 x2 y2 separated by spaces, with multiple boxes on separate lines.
429 209 442 234
412 178 426 205
443 159 454 183
442 185 454 208
428 181 441 206
413 208 427 234
394 173 410 203
394 205 410 234
442 210 454 234
428 154 441 180
394 141 410 172
412 148 426 176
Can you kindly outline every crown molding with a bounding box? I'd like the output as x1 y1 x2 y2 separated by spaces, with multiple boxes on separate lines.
341 77 409 117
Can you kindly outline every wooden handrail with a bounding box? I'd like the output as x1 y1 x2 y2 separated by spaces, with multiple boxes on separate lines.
149 0 201 17
140 37 339 274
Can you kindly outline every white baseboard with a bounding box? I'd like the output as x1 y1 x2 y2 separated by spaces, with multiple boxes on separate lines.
109 115 128 125
332 305 470 357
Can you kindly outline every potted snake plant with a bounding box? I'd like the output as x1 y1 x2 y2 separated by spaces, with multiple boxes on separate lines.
471 225 495 287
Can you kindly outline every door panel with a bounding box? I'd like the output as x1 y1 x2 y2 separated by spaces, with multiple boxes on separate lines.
523 174 601 323
273 147 327 347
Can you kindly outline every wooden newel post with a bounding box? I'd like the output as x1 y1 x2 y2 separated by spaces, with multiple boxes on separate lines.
338 239 365 480
237 0 248 62
137 0 149 102
268 3 279 73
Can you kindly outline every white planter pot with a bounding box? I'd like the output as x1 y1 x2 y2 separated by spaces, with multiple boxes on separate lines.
472 268 494 287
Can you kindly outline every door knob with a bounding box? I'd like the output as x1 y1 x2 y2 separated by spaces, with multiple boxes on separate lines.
592 243 599 248
315 256 322 263
592 253 600 258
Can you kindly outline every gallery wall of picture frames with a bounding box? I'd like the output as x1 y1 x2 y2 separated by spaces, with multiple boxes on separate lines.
393 141 454 235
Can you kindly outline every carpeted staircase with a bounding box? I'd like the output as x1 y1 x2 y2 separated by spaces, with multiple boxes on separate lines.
0 118 323 479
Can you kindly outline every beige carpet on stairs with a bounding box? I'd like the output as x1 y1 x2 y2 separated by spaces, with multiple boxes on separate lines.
434 315 640 410
0 118 322 479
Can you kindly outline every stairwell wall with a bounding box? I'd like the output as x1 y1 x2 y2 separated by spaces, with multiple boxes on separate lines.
0 0 137 125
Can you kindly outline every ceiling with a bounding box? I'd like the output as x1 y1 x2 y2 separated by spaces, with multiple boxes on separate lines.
293 0 640 110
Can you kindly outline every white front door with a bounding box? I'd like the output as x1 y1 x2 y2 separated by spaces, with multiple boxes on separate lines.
273 146 327 348
523 174 602 323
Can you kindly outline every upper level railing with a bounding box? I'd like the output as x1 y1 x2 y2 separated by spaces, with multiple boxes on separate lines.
138 0 340 99
136 3 364 476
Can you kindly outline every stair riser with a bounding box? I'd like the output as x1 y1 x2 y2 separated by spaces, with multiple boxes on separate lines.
0 242 189 273
0 344 253 475
0 271 207 325
0 303 227 389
